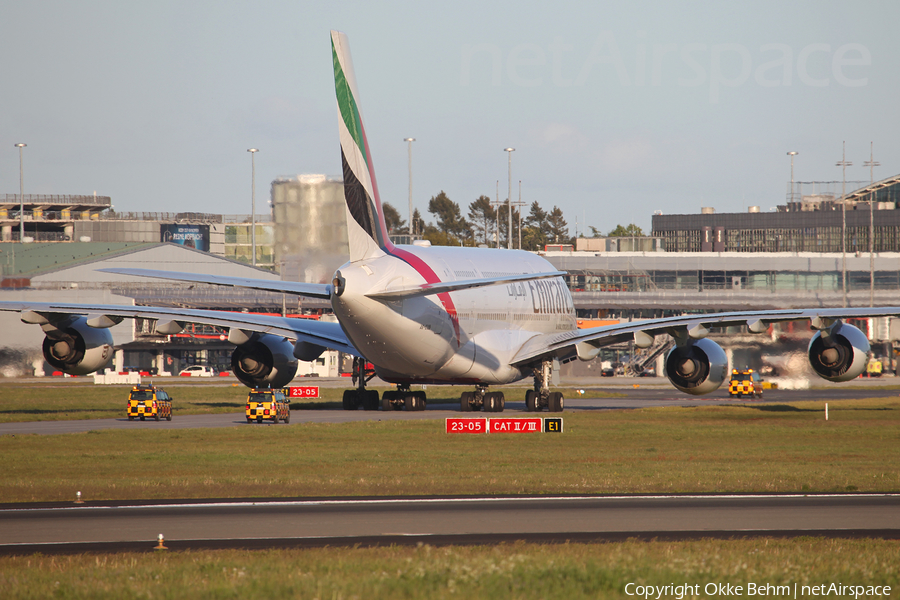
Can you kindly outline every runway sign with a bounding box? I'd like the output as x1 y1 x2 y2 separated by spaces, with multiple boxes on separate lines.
445 418 563 434
446 418 488 434
288 386 320 398
489 418 543 434
544 417 563 433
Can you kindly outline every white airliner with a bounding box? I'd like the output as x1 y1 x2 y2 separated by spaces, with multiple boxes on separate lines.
2 31 898 412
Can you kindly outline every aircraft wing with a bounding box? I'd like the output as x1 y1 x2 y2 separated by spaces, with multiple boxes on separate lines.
365 271 567 300
99 268 332 299
510 306 900 366
0 301 360 356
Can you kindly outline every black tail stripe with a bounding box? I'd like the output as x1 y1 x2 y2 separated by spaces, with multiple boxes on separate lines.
341 149 380 244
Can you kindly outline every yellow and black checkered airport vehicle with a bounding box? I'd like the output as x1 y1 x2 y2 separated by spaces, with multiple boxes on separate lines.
246 388 290 424
728 369 763 399
127 385 173 421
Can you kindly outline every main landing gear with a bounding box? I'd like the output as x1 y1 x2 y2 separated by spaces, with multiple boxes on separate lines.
525 360 564 412
460 385 505 412
342 357 379 410
382 384 427 411
342 359 427 411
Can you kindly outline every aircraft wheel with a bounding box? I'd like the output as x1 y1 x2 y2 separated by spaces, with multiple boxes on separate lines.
460 391 473 412
414 391 426 411
342 389 358 410
363 390 379 410
548 391 564 413
498 393 505 412
525 390 538 412
483 392 497 412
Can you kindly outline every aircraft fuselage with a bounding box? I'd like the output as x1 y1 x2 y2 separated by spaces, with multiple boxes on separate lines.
331 245 576 385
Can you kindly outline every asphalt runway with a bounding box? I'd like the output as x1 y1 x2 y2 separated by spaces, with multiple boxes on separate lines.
1 380 898 436
1 494 897 554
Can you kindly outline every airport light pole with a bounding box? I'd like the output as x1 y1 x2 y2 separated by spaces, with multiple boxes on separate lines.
492 180 501 249
15 143 26 241
404 138 415 238
863 142 880 307
504 148 515 249
247 148 259 267
836 142 852 308
787 151 798 202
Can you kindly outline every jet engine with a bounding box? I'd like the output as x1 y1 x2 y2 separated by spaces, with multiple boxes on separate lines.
41 317 114 375
664 338 728 395
807 321 869 382
231 333 298 389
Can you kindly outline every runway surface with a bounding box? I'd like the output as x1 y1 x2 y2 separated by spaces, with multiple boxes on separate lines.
1 381 897 436
1 494 897 554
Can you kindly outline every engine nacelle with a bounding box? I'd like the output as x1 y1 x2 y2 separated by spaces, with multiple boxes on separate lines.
231 333 298 389
808 322 869 382
42 317 114 375
664 338 728 395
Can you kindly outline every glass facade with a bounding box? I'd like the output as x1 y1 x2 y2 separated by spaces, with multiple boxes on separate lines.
223 223 275 269
565 268 900 293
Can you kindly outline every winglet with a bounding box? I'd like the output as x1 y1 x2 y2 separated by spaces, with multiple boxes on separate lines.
332 30 393 262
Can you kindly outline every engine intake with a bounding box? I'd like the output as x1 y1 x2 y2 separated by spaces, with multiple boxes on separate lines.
808 322 869 382
41 317 114 375
664 338 728 395
231 333 298 389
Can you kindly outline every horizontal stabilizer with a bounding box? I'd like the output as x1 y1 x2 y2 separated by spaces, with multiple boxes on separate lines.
99 268 332 299
366 271 567 300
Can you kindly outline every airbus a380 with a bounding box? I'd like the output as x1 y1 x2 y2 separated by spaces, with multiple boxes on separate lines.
2 30 898 413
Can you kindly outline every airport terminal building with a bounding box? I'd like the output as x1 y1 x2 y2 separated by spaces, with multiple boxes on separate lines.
651 175 900 253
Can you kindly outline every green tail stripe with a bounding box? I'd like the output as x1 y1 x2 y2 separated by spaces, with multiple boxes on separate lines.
332 38 367 165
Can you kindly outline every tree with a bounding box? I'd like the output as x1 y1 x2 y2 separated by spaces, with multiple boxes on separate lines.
411 208 425 236
382 202 406 234
547 206 571 245
467 195 495 246
427 191 470 240
522 201 550 250
588 225 604 238
607 223 644 237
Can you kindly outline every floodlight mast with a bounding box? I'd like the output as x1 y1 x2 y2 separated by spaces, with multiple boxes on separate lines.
247 148 259 267
404 138 415 237
835 142 852 308
504 148 515 249
787 151 798 202
863 142 880 307
15 143 26 241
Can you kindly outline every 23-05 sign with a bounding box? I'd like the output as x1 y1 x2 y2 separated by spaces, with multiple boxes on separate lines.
288 386 319 398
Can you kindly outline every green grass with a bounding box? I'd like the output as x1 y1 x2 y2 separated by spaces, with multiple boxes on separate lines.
0 381 623 422
2 399 897 502
1 538 897 599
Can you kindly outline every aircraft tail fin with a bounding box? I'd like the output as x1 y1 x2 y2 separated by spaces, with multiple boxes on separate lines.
331 30 393 262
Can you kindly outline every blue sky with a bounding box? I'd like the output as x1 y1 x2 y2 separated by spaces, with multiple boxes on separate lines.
2 0 897 235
